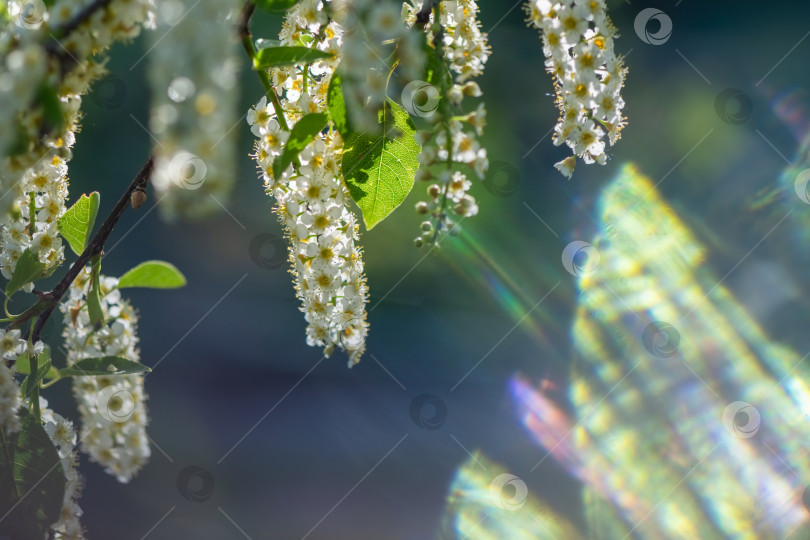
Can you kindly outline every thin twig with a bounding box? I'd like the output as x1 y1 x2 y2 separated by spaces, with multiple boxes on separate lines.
27 157 154 343
49 0 114 40
237 0 257 39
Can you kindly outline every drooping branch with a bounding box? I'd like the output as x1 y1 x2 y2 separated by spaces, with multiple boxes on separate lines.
49 0 115 41
15 157 154 344
44 0 115 68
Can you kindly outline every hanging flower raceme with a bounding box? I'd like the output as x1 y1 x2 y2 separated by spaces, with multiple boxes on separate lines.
148 0 242 219
0 148 71 285
0 0 157 287
60 269 150 483
403 0 490 247
0 0 156 217
526 0 627 178
40 398 85 540
248 0 369 366
331 0 425 132
0 329 25 434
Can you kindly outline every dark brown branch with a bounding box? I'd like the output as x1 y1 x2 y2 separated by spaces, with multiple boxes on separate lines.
237 1 257 41
51 0 114 38
28 157 154 343
44 0 114 60
416 0 435 25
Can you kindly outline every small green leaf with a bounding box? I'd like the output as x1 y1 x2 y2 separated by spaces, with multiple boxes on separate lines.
254 46 334 69
118 260 187 289
5 249 46 297
272 112 329 179
57 191 100 256
253 0 300 11
87 256 104 326
14 349 58 379
59 356 150 377
20 353 51 399
341 99 421 229
327 71 353 139
0 408 65 540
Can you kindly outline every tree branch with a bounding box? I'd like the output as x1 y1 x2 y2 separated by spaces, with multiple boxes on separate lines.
50 0 115 40
25 157 154 343
44 0 115 65
416 0 435 26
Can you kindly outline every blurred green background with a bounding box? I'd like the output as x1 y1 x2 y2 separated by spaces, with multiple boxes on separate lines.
25 0 810 538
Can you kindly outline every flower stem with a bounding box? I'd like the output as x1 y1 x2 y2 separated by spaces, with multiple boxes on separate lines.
238 1 290 132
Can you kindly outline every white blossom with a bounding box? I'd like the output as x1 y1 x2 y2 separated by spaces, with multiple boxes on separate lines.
60 269 150 482
41 398 85 540
526 0 627 177
0 154 69 283
404 0 490 246
248 1 369 366
0 0 156 217
0 358 22 435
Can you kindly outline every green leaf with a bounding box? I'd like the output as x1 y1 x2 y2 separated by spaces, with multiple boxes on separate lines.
341 99 421 229
20 352 51 399
327 71 353 139
59 356 150 377
272 112 329 179
14 347 58 380
57 191 100 256
118 260 187 289
254 46 334 69
87 256 103 326
5 249 46 297
0 408 65 540
253 0 300 12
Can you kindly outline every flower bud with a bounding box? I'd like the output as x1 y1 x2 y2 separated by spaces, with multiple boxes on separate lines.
130 188 147 209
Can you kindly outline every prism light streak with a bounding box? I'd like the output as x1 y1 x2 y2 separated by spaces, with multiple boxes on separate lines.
510 165 810 539
441 227 556 348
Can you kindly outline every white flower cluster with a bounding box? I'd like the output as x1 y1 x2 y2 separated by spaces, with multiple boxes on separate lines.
403 0 489 82
0 329 25 434
0 0 156 217
148 0 242 219
248 1 369 366
332 0 424 132
526 0 627 178
0 151 70 285
60 269 150 483
40 398 85 540
404 0 489 247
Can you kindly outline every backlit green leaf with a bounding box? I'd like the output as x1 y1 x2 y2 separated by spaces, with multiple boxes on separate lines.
5 249 46 297
59 356 150 377
254 46 333 69
341 99 421 229
57 191 100 256
118 260 187 289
